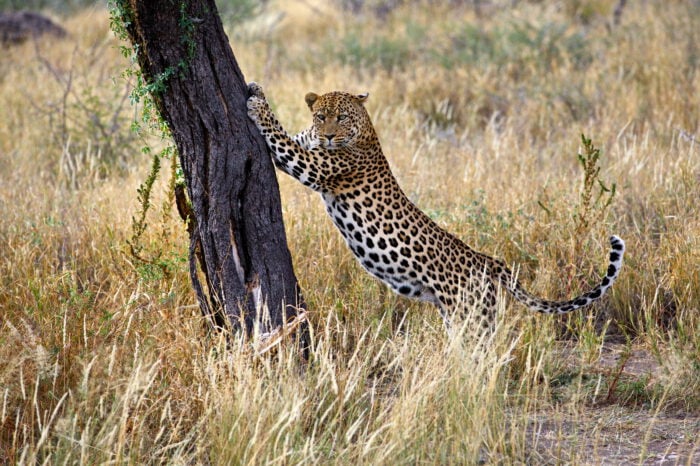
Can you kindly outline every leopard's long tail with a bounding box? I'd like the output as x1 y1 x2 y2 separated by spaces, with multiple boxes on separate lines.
499 235 625 314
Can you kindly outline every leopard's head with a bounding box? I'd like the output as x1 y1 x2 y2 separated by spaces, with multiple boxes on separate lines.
305 91 373 149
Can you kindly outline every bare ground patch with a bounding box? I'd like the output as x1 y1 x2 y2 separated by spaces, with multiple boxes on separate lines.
527 406 699 465
526 343 700 465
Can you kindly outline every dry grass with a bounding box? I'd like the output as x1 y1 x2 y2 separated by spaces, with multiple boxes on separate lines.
1 1 699 463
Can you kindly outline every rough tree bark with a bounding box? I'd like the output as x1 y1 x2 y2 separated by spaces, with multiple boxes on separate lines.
117 0 306 339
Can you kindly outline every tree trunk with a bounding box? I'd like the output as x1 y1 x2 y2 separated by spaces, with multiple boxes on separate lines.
117 0 306 338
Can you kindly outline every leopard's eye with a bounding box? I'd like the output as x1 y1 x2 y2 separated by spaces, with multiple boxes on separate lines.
337 114 347 122
316 114 326 122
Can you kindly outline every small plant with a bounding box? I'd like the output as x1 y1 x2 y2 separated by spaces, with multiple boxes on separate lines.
611 374 660 408
127 146 160 258
573 134 616 242
125 142 182 277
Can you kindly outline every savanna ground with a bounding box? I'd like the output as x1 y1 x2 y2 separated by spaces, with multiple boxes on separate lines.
1 0 699 464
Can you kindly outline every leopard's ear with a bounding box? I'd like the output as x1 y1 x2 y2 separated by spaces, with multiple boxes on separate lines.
356 92 369 104
305 92 319 110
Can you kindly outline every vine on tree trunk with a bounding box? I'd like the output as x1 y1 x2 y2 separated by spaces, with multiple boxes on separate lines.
109 0 191 277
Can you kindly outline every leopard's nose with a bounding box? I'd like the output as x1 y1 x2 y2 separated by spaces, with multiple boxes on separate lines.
325 133 336 140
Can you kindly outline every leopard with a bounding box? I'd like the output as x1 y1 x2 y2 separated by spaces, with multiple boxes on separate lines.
245 82 625 330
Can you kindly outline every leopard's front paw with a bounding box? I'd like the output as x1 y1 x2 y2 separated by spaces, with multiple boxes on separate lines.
246 95 266 124
247 81 265 99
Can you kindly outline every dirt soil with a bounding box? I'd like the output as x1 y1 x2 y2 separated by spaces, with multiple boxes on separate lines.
528 407 699 465
528 343 700 465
